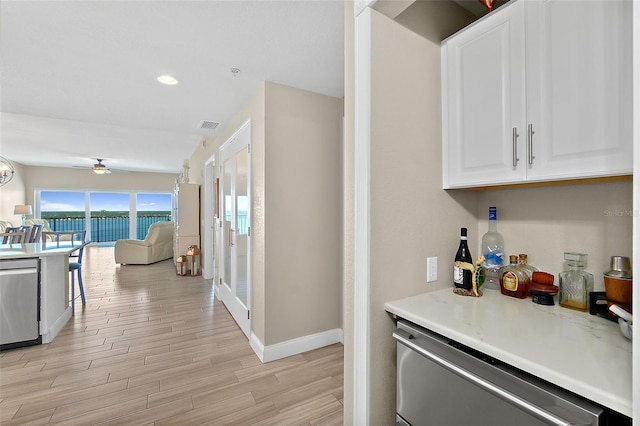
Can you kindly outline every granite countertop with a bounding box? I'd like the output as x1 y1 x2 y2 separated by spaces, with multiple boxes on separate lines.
0 242 86 259
385 288 632 417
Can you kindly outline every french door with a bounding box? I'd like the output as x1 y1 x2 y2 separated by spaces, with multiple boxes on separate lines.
218 121 251 338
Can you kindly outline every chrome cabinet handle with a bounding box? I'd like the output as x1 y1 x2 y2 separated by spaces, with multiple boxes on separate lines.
528 124 535 165
393 329 573 426
512 127 520 167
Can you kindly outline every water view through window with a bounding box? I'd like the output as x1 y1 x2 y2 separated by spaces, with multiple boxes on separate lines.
39 191 172 242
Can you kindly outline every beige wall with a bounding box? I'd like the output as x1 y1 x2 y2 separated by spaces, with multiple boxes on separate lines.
476 181 633 288
366 8 478 422
189 81 342 348
0 161 28 223
189 83 267 342
394 0 475 43
25 166 177 198
1 163 176 224
264 82 342 345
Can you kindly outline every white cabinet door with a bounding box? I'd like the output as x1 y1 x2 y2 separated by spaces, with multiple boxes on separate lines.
443 1 526 188
525 0 633 181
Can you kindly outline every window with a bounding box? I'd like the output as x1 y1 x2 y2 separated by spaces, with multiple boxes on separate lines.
37 190 172 242
137 193 173 239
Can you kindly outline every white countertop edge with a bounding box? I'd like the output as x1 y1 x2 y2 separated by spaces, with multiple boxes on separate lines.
385 289 632 418
0 243 85 259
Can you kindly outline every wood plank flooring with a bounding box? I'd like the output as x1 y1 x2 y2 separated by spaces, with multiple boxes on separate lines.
0 246 344 425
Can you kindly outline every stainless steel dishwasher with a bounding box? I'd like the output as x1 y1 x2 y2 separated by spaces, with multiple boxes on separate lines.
0 258 41 350
394 319 613 426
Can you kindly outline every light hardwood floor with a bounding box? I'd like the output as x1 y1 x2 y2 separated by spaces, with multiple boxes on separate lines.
0 246 344 425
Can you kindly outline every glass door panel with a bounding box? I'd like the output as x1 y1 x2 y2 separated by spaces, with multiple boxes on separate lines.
39 191 86 233
217 120 251 338
222 158 233 291
89 192 129 242
136 193 172 239
235 147 248 306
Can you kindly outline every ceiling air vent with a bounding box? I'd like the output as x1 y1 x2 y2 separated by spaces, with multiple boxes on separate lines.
198 120 220 130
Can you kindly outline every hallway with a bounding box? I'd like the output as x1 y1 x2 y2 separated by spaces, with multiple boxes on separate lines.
0 246 344 425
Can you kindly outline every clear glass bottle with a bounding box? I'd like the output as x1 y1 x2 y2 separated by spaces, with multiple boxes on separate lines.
518 254 538 279
499 255 529 298
481 206 504 290
559 252 594 312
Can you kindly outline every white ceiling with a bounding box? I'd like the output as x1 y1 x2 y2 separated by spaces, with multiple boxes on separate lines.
0 0 344 174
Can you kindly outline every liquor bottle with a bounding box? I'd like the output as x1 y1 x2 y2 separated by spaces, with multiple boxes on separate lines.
481 206 504 290
559 252 594 312
518 254 538 278
454 227 473 290
499 255 530 298
517 254 538 296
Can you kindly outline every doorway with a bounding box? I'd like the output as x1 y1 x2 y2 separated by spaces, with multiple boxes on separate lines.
217 120 251 338
203 155 216 280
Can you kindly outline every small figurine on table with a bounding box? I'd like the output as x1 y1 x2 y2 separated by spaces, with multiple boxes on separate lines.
453 255 485 297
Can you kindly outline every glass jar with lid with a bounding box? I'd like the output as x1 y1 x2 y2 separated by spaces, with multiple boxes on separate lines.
558 252 594 312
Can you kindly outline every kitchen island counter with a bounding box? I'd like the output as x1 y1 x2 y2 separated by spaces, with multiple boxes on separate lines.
385 288 632 418
1 242 86 346
0 242 84 259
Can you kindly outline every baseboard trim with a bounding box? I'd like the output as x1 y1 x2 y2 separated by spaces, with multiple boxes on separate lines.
42 306 72 344
250 328 344 363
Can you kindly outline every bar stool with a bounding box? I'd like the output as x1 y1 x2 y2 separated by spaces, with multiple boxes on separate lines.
69 244 86 314
64 230 87 315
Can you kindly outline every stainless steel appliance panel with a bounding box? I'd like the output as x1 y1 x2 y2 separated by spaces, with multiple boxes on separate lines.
394 320 603 426
0 259 41 349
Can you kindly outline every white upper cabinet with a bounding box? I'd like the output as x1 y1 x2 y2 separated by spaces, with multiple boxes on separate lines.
442 1 526 188
442 0 632 189
525 0 633 181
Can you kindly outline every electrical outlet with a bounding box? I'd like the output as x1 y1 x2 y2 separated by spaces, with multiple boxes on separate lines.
427 257 438 282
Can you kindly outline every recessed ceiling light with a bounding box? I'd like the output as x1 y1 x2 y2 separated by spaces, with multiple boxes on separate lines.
157 75 178 85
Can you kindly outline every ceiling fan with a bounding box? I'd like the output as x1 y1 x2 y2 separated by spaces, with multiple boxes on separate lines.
72 158 120 174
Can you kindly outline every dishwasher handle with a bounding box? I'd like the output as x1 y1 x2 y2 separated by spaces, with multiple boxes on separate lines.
0 268 38 276
393 328 573 426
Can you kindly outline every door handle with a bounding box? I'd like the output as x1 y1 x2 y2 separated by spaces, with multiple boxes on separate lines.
228 228 235 247
527 124 535 165
512 127 520 167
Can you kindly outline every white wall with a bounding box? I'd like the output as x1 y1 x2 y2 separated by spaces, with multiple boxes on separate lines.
342 1 355 423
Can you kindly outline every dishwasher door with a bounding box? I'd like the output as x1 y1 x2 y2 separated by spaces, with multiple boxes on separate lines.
0 259 41 349
394 320 603 426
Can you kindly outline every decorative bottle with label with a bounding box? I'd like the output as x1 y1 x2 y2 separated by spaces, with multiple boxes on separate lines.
481 206 504 290
499 255 530 298
454 227 473 290
559 252 594 312
518 254 538 278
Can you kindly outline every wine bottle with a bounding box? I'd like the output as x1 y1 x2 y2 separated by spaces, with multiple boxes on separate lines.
454 227 473 290
481 206 504 290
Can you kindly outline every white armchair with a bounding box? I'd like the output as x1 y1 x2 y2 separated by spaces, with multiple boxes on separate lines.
114 221 174 265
